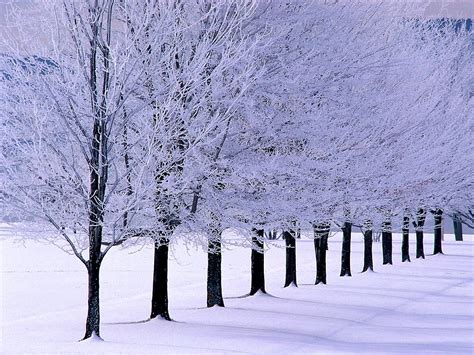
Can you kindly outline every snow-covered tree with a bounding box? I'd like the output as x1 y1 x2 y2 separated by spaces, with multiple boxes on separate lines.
0 0 167 340
120 0 268 315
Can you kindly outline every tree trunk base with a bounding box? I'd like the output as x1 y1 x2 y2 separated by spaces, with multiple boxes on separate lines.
402 233 410 262
453 215 463 241
81 331 103 342
83 260 101 341
150 312 172 321
416 231 425 259
340 222 352 277
283 231 297 288
362 229 373 273
314 230 328 285
207 235 224 308
250 230 266 295
150 238 171 321
382 228 393 265
249 288 267 296
433 213 443 255
414 210 426 259
361 265 373 272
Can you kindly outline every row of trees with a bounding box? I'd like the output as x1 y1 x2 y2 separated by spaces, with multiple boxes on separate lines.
256 214 456 292
0 0 472 341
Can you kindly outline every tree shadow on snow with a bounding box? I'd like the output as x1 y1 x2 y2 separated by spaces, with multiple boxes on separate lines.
225 292 277 300
104 317 183 325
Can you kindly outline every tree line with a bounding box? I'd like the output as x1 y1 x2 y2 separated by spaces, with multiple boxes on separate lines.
0 0 472 341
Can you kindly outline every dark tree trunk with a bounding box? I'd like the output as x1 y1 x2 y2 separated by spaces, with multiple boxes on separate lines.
340 222 352 276
402 232 410 262
453 214 463 241
150 237 171 320
414 209 426 259
402 216 410 262
283 230 297 287
250 229 266 295
381 221 393 265
362 229 373 272
433 210 443 255
207 232 224 307
83 259 101 340
416 231 425 259
80 12 115 339
314 225 329 284
83 108 107 340
83 116 107 340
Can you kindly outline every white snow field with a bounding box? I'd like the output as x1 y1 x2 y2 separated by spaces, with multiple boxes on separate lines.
1 226 473 354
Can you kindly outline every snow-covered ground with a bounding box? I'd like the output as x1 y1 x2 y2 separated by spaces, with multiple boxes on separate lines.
1 226 473 354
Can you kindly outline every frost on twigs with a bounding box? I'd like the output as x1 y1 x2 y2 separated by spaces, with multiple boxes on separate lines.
0 0 472 343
